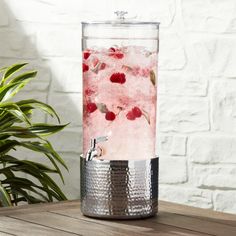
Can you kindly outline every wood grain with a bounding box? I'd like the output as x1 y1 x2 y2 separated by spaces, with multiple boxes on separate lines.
0 216 76 236
50 208 211 236
0 200 235 236
0 200 78 216
159 201 236 226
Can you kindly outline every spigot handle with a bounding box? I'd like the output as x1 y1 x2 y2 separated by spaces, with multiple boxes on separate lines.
96 136 108 143
90 136 108 148
87 136 108 161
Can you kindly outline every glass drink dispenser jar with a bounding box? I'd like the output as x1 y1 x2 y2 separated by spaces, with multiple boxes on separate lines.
81 11 159 219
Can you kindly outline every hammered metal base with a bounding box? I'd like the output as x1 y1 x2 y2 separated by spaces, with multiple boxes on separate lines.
80 156 159 219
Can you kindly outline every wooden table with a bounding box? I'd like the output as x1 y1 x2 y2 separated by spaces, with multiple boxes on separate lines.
0 200 236 236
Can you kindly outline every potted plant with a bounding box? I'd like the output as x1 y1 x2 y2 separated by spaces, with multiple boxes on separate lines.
0 63 68 207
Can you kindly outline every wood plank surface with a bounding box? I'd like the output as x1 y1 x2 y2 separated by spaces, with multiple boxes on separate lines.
0 232 15 236
0 200 235 236
0 216 76 236
10 210 210 236
52 207 236 236
159 201 236 226
50 209 210 236
0 200 78 216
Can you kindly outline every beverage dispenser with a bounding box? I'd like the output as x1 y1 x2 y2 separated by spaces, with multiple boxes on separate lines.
81 11 159 219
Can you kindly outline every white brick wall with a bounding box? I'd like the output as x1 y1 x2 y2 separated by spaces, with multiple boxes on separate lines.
1 0 236 214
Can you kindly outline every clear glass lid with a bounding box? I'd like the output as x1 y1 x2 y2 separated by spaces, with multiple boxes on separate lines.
82 11 160 40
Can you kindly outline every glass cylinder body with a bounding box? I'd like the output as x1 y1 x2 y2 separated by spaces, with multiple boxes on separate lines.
82 21 159 161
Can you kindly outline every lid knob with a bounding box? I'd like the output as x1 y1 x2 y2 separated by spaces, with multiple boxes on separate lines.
114 11 128 20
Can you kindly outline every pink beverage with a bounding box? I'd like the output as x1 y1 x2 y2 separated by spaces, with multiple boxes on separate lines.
83 46 157 160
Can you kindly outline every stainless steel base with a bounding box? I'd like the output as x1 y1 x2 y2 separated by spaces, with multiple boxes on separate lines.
80 156 159 219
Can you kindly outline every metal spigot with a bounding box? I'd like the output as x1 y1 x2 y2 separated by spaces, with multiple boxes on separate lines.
85 136 108 161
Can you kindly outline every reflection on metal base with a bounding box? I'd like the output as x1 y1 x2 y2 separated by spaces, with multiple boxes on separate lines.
80 156 159 219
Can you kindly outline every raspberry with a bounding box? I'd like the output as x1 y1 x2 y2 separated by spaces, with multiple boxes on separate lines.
119 73 126 84
126 107 142 121
100 62 106 70
83 63 89 72
110 73 126 84
110 73 119 83
132 107 142 118
86 103 97 113
105 111 116 121
85 88 94 96
108 48 115 57
109 47 116 53
115 52 124 59
83 51 91 60
108 47 124 59
126 111 136 120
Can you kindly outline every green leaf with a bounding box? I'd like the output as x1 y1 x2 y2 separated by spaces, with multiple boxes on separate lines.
8 181 50 202
0 161 63 201
0 183 12 207
11 161 57 201
1 63 28 85
0 104 34 132
24 160 59 173
0 127 41 139
0 80 32 102
2 177 35 186
1 139 67 171
28 123 67 136
0 140 67 175
0 111 15 125
2 176 66 201
10 188 44 204
0 69 36 102
0 155 58 173
45 141 68 170
0 167 15 179
0 140 19 155
0 123 14 134
0 124 67 138
96 103 109 113
142 109 150 125
0 102 31 125
9 71 37 84
17 99 60 123
45 153 64 183
36 173 67 200
20 141 67 170
150 70 156 86
0 66 7 73
0 63 68 206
